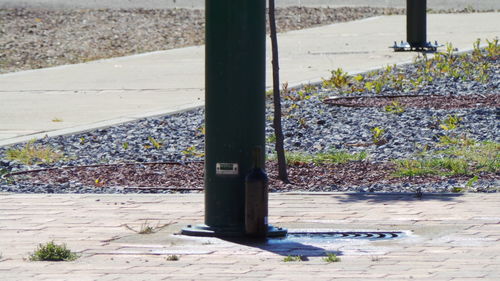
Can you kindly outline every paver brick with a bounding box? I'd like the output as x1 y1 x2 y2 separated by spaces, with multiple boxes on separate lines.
0 193 499 280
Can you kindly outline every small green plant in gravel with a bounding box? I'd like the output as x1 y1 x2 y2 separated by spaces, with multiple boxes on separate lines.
147 136 162 149
440 115 462 131
472 38 482 56
364 81 375 92
323 68 349 89
122 142 129 150
283 88 314 102
288 103 299 111
303 83 317 93
390 73 406 90
453 175 480 193
197 125 206 136
316 39 499 97
297 90 312 101
283 255 303 262
5 140 64 165
439 135 476 147
266 134 277 144
384 101 405 114
29 241 78 261
265 89 274 99
394 158 469 177
322 253 341 263
94 178 104 187
451 186 465 193
283 150 367 165
409 76 424 90
181 146 205 157
329 39 498 96
393 141 499 177
298 117 308 128
353 74 364 82
485 38 499 58
373 79 384 94
439 141 499 173
371 127 387 145
473 38 499 59
466 175 479 188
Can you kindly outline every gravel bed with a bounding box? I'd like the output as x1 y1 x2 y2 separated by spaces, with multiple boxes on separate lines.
0 7 498 194
0 47 498 194
3 161 498 194
324 94 499 109
0 6 406 74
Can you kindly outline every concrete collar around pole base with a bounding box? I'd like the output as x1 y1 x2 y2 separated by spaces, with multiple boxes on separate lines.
181 224 288 238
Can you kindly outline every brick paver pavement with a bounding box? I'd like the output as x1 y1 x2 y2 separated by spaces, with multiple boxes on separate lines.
0 192 499 280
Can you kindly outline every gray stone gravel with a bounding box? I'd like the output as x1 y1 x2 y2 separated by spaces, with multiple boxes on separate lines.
0 6 499 193
279 105 498 161
0 48 498 194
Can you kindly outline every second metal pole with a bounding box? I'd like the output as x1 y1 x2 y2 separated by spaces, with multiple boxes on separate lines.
406 0 427 48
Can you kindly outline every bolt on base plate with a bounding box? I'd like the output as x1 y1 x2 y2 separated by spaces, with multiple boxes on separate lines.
390 40 443 52
181 224 287 238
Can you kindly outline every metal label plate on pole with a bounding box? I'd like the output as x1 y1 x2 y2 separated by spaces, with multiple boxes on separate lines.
216 163 239 176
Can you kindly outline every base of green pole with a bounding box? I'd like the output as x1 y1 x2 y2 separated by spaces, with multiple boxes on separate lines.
181 224 287 238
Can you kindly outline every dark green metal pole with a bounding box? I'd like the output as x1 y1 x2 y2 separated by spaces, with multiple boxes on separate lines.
182 0 286 237
204 0 266 234
407 0 427 48
182 0 264 237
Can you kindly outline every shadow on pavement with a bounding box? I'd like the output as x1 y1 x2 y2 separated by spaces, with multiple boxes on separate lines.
222 237 341 259
338 192 464 203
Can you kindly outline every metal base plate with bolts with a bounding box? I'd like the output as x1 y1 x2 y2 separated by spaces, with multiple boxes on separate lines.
181 224 287 238
391 41 443 52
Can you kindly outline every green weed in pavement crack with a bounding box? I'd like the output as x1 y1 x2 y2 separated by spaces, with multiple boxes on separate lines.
283 255 304 262
29 241 78 261
124 221 172 234
323 253 341 263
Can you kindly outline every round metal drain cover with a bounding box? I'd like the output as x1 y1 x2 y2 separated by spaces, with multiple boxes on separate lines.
287 231 404 240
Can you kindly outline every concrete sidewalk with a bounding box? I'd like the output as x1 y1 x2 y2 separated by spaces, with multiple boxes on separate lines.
0 192 499 280
1 12 499 146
